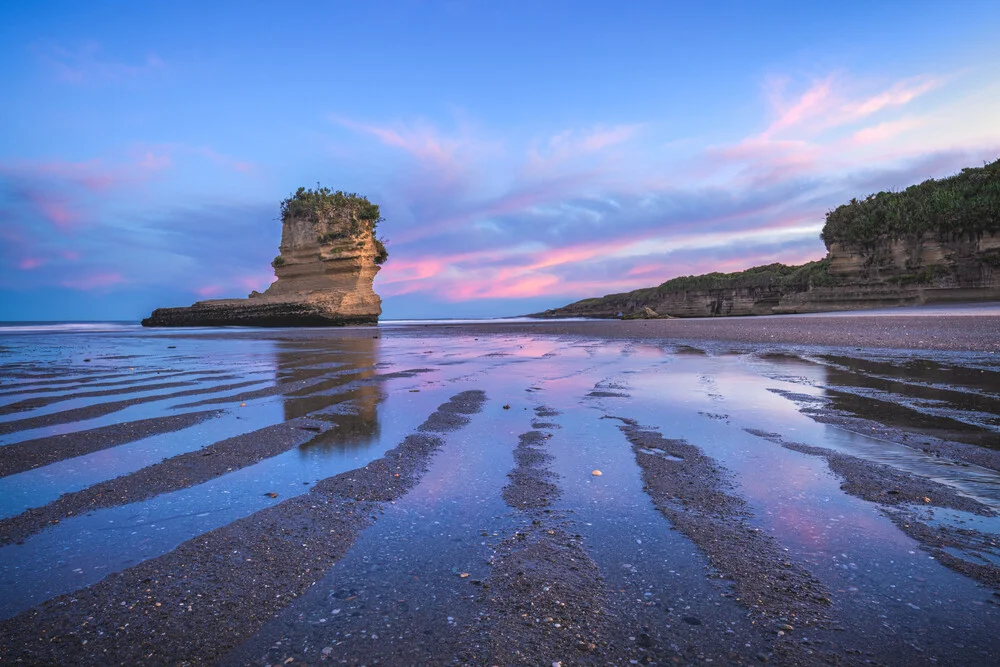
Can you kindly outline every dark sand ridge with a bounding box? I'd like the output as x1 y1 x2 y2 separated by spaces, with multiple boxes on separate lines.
815 356 1000 420
0 367 240 398
610 419 838 658
0 380 388 547
0 410 219 478
0 343 387 435
171 366 374 409
0 391 486 664
473 414 634 665
0 378 211 415
814 353 1000 395
790 359 1000 447
425 313 1000 352
747 430 1000 589
0 378 267 436
0 366 435 485
769 387 1000 473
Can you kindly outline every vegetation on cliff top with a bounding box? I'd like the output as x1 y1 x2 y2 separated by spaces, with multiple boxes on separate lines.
821 158 1000 247
280 185 388 265
560 259 831 310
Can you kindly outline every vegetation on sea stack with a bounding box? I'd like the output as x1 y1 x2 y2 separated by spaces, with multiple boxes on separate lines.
822 158 1000 247
281 185 388 265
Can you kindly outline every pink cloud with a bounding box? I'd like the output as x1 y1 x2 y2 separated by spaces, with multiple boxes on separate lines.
333 116 472 167
446 274 561 300
627 263 667 278
19 257 45 270
761 77 833 139
580 125 641 152
60 272 124 291
28 194 80 231
852 116 928 145
195 285 223 297
61 250 81 261
138 151 172 171
845 78 940 121
238 274 277 292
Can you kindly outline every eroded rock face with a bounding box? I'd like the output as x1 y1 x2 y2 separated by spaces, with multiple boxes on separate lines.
143 196 383 327
534 232 1000 319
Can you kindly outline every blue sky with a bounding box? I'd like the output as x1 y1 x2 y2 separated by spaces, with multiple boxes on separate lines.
2 1 999 321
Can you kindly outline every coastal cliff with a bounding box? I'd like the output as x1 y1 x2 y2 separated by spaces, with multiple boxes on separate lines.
534 159 1000 319
143 188 388 327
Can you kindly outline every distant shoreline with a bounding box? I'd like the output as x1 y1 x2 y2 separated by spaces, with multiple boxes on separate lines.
405 313 1000 353
2 303 998 352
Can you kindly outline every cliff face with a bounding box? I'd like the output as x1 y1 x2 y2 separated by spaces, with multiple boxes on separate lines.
143 190 384 327
535 159 1000 319
535 232 1000 320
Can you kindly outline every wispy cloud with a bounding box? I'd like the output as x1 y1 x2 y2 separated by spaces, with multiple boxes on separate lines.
350 67 998 312
60 272 124 291
36 42 165 85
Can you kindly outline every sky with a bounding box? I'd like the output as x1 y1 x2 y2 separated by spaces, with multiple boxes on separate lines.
2 1 999 321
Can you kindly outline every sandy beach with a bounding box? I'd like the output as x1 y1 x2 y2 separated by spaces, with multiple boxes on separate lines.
1 312 999 665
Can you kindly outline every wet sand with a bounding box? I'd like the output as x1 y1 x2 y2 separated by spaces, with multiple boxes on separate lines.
1 312 999 665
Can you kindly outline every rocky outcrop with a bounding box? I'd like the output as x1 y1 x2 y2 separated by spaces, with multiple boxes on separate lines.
535 159 1000 319
143 189 386 327
533 232 1000 320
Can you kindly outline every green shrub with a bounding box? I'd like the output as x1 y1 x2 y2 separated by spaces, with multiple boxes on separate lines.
272 255 286 268
374 237 389 265
281 185 388 265
280 185 385 236
821 158 1000 247
650 259 831 293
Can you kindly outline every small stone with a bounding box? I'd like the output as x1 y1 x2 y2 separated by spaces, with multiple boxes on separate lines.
779 624 794 632
503 404 511 410
923 496 932 503
240 403 247 407
460 573 469 578
265 492 279 498
592 470 603 476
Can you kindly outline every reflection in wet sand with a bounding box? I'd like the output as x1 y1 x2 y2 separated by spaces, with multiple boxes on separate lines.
1 323 1000 664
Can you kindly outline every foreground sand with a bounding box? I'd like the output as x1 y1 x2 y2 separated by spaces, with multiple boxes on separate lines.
0 313 998 665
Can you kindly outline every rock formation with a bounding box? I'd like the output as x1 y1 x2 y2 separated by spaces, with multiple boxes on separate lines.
143 188 387 327
533 159 1000 319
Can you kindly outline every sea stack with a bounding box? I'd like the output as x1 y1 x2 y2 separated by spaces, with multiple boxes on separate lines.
142 187 388 327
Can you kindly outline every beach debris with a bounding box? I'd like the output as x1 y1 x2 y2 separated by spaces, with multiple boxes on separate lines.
265 492 279 498
592 470 603 476
923 496 932 503
83 358 91 362
503 404 511 410
240 402 247 407
459 572 469 578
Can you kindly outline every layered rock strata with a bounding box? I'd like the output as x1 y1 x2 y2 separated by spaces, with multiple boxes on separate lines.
143 192 384 327
534 232 1000 319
